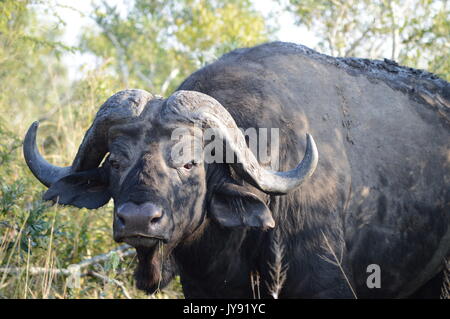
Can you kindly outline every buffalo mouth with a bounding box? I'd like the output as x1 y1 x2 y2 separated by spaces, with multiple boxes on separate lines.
116 234 168 248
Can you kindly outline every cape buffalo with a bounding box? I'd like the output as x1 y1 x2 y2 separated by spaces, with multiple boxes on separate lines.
24 42 450 298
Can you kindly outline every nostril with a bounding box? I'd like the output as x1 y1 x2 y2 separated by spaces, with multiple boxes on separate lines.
150 216 161 224
149 210 163 225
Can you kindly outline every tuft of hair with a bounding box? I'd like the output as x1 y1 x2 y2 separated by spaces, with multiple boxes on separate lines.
267 231 288 299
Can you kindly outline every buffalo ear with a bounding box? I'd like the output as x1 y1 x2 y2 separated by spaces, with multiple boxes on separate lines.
43 168 110 209
208 181 275 229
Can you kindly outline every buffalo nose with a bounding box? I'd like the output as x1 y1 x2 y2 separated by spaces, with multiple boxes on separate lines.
115 202 163 235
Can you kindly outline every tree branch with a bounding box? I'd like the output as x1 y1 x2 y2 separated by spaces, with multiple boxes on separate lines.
0 244 135 275
344 22 374 57
86 270 132 299
161 68 180 94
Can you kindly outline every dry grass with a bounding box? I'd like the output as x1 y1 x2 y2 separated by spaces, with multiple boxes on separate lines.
320 232 358 299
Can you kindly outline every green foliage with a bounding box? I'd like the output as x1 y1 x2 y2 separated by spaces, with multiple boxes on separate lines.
0 181 25 217
0 0 74 130
282 0 450 80
81 0 271 95
173 0 269 58
0 120 22 170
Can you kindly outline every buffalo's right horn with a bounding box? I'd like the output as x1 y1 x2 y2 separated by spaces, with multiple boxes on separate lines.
23 89 153 187
23 121 72 187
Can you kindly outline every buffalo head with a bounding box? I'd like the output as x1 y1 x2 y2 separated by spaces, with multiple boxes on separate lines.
23 89 318 292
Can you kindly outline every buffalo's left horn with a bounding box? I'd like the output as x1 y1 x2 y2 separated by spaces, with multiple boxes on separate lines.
164 90 319 195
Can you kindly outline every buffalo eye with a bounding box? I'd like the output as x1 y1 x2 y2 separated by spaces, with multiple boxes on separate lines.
109 159 121 170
